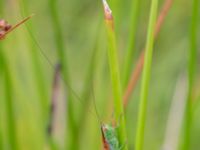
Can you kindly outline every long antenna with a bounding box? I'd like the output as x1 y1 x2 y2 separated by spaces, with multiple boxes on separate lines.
17 0 103 125
90 83 102 125
18 0 104 123
23 23 99 121
91 84 111 150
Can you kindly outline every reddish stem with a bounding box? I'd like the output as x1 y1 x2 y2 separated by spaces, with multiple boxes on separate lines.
0 14 34 40
123 0 174 107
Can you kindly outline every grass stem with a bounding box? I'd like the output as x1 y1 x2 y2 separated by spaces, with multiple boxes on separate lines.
182 0 199 149
123 0 174 108
4 59 18 150
135 0 158 149
102 0 128 148
18 0 49 117
0 4 18 149
48 0 77 149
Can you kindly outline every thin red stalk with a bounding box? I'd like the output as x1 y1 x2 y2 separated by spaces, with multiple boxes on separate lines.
123 51 145 106
123 0 174 107
0 14 34 39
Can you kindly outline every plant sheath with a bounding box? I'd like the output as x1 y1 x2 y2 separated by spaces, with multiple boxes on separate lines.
102 0 128 149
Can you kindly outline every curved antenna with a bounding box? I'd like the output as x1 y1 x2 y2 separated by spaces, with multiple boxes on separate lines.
17 0 104 124
90 83 102 125
90 84 111 150
21 16 99 122
91 83 113 150
17 0 103 125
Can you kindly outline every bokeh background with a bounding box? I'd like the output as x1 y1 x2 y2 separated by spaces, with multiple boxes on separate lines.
0 0 199 150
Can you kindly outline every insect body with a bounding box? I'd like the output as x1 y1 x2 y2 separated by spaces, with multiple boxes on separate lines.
91 87 123 150
101 124 122 150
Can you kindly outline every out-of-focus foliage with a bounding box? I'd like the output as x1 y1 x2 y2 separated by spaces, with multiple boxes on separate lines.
0 0 199 150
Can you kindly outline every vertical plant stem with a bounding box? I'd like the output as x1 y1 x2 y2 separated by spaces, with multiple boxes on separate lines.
123 0 174 108
0 2 4 148
122 0 141 89
135 0 158 149
0 49 5 150
76 21 100 143
3 48 43 149
19 0 48 117
102 0 128 148
182 0 199 149
48 0 76 149
4 59 18 150
0 52 3 150
0 3 17 149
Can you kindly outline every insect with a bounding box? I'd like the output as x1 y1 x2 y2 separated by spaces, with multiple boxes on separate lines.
91 91 124 150
0 14 34 40
15 14 124 150
101 123 124 150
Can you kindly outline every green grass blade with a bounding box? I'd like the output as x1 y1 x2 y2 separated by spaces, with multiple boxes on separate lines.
77 21 101 143
102 1 128 148
4 59 18 150
122 0 141 89
0 3 4 148
135 0 158 149
0 53 3 150
18 0 49 119
181 0 199 149
0 4 18 149
48 0 76 149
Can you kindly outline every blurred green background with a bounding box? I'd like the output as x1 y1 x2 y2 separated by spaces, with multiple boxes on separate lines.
0 0 199 150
